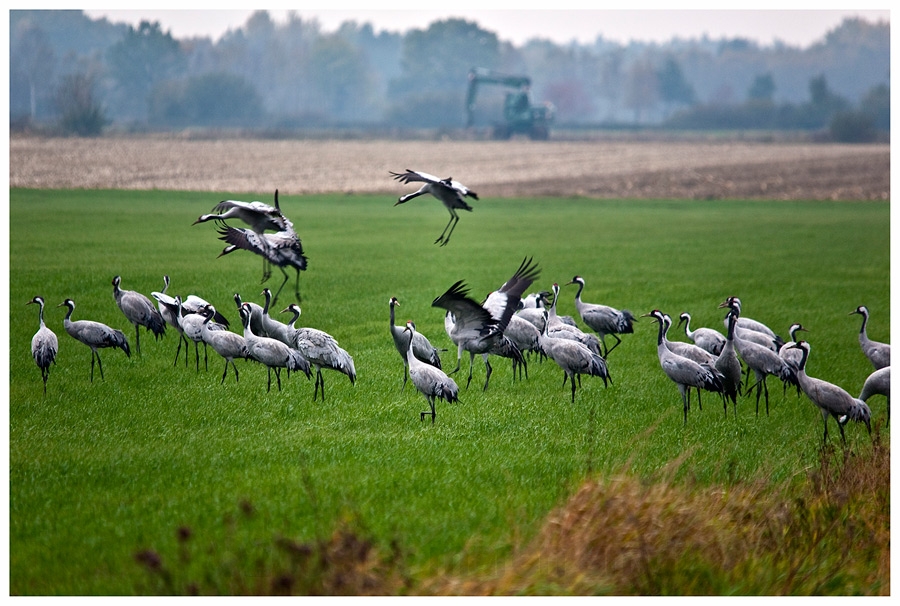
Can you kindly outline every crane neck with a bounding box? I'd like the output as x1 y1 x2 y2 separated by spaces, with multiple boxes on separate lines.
726 312 736 341
573 280 585 301
857 311 868 335
389 301 396 326
655 316 665 347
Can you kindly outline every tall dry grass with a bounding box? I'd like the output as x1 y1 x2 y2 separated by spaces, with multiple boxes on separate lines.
424 430 890 596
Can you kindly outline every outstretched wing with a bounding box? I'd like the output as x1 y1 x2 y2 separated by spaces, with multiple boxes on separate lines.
484 257 541 332
390 169 441 185
432 280 496 337
217 225 271 258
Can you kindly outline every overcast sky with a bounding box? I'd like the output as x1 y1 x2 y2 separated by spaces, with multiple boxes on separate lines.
81 7 890 48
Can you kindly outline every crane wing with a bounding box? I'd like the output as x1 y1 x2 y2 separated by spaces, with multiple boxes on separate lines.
484 257 540 332
390 169 441 185
217 225 271 257
432 280 496 336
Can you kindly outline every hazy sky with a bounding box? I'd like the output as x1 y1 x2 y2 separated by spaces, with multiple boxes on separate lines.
81 7 890 48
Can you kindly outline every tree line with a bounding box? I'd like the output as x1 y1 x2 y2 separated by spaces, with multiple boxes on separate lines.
9 10 890 140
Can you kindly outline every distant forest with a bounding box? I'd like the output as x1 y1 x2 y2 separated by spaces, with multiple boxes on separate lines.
9 10 890 140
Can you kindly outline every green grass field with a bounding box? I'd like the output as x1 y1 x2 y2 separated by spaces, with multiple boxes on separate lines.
9 188 889 594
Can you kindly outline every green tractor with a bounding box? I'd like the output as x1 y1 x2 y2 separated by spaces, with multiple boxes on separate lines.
465 67 555 140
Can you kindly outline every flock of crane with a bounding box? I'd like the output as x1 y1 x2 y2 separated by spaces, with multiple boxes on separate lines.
26 169 890 444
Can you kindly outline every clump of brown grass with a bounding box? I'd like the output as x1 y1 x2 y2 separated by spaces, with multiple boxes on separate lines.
425 434 890 596
135 506 410 596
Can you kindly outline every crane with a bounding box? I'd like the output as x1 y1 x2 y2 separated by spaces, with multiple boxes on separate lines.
27 296 59 394
858 366 890 426
112 275 165 356
644 309 724 425
715 310 743 416
719 297 796 416
432 257 540 391
239 303 311 392
389 296 443 391
677 312 725 356
151 276 190 367
217 224 308 305
566 275 635 357
537 309 609 402
403 321 460 424
199 305 249 384
57 298 130 382
193 190 293 283
281 304 356 401
390 169 477 247
787 340 871 444
849 305 890 369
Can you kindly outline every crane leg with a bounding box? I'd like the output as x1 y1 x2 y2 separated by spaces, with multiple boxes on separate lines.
697 388 703 411
134 326 141 357
203 342 209 371
465 352 476 389
436 212 459 246
314 369 325 401
194 341 200 372
680 387 689 425
96 351 105 381
267 367 272 392
271 266 290 307
401 366 408 392
571 372 577 403
221 360 229 384
275 367 282 391
604 334 622 357
482 356 492 391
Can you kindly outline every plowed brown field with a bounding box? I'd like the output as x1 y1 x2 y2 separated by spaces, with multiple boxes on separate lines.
9 136 889 200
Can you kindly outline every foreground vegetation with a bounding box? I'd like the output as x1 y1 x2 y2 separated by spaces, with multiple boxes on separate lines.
9 189 889 594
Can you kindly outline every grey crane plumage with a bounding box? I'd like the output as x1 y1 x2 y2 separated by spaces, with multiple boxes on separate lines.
58 298 130 382
151 276 190 367
234 292 267 339
431 257 540 391
27 296 59 394
858 365 890 425
199 305 249 384
850 305 890 370
389 296 442 391
715 310 743 415
390 169 477 246
721 297 784 348
778 322 809 396
545 283 602 355
678 312 725 356
218 224 308 305
112 275 165 356
662 313 717 411
404 321 460 424
281 304 356 401
644 309 724 425
719 297 796 416
239 303 311 391
567 275 635 357
788 340 872 444
538 310 610 402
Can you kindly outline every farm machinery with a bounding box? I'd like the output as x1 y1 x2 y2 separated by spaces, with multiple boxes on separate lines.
464 67 555 140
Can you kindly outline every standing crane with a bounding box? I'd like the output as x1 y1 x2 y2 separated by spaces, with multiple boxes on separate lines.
199 305 249 385
715 310 743 416
432 257 540 391
112 275 165 356
566 275 635 357
389 296 443 391
719 297 796 416
239 303 311 392
281 304 356 402
57 298 130 382
151 276 190 367
403 321 460 424
677 312 725 356
27 296 59 394
390 169 477 246
644 309 724 425
849 305 890 369
537 309 609 403
787 340 872 444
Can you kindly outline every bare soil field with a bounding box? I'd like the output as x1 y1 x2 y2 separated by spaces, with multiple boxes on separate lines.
9 135 889 200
